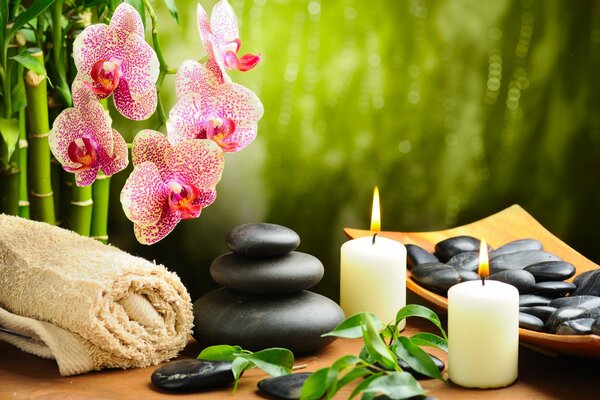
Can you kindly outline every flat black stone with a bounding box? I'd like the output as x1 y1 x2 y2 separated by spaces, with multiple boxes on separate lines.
545 306 600 333
434 236 481 262
592 317 600 335
532 281 576 297
519 294 554 307
257 373 311 400
489 270 536 293
556 318 595 335
210 251 324 295
411 262 479 295
226 223 300 257
490 239 543 257
523 261 576 282
193 288 344 354
151 359 233 391
490 251 562 274
398 353 445 379
549 295 600 310
573 270 598 288
519 306 557 323
406 244 438 270
573 270 600 297
519 312 545 332
446 252 480 272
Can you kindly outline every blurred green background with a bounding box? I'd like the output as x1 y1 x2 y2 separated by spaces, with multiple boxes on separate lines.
108 0 600 302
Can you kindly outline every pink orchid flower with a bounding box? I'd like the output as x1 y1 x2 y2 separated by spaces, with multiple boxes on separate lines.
197 0 261 80
167 60 263 152
72 3 159 120
120 130 225 245
49 84 128 187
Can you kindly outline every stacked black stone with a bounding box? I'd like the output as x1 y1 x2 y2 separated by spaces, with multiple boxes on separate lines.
192 223 345 354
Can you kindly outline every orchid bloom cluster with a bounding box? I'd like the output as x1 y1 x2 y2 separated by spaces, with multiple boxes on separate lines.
49 1 263 244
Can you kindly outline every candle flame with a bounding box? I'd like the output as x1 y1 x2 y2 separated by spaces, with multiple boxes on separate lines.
478 239 490 278
370 186 381 232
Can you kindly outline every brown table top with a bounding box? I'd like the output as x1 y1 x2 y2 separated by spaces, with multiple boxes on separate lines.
1 316 598 400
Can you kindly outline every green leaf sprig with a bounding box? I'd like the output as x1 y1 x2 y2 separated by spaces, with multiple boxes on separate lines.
198 345 294 393
300 304 448 400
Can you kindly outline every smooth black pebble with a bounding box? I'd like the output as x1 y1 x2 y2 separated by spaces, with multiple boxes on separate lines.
226 223 300 257
592 317 600 335
398 354 445 379
406 244 439 270
489 270 536 293
151 359 233 391
546 306 600 333
523 261 576 282
573 270 598 288
490 251 562 274
519 306 557 323
490 239 543 257
434 236 481 262
257 373 311 400
446 251 480 272
519 312 545 332
556 318 595 335
532 281 576 297
411 262 479 295
549 295 600 310
573 270 600 297
519 294 554 307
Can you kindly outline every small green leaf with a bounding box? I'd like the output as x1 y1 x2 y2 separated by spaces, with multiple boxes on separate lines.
162 0 180 24
336 366 371 390
10 53 46 76
393 337 445 381
361 314 398 371
349 373 382 400
299 368 329 400
358 346 375 364
197 344 242 361
395 304 447 340
6 0 57 45
361 371 426 399
410 332 448 352
241 348 294 377
322 312 384 339
231 357 251 394
0 118 20 161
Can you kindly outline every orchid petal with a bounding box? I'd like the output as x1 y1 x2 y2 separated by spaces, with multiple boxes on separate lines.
167 94 207 145
134 207 181 245
120 161 168 226
99 129 129 176
74 165 101 187
131 130 170 173
113 75 158 121
196 3 230 83
211 0 240 47
165 139 224 188
175 60 220 100
109 2 145 37
196 3 212 48
197 188 218 208
216 82 264 129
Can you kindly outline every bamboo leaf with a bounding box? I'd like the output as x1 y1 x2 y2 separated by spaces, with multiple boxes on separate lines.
0 117 19 161
360 371 426 399
10 53 46 76
395 304 447 340
299 368 329 400
409 332 448 352
241 348 294 377
322 312 383 339
393 337 445 381
6 0 57 45
162 0 179 24
197 344 242 361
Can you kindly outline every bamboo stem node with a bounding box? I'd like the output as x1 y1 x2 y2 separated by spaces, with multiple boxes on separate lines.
27 132 50 139
70 199 94 207
19 139 28 149
30 191 54 198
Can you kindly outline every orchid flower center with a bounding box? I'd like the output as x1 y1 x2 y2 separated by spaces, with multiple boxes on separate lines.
87 59 123 96
222 38 261 72
167 180 202 219
65 137 98 172
202 116 238 152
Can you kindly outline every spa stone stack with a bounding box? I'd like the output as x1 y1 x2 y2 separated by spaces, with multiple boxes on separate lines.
193 223 344 353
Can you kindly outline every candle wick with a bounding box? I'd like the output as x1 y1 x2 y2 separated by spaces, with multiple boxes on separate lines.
481 275 486 286
372 233 378 245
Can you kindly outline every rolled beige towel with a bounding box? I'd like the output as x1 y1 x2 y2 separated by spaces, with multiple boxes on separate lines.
0 214 193 376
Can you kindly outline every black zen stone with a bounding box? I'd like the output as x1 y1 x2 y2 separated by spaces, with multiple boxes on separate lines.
406 244 439 270
523 261 576 282
556 318 595 335
398 353 445 379
446 252 480 272
550 295 600 310
519 306 557 323
490 239 543 257
411 263 479 295
490 251 562 274
489 270 536 294
573 270 598 288
226 223 300 257
434 236 481 262
592 317 600 335
532 281 576 297
257 373 312 400
519 312 545 332
573 270 600 297
210 251 324 295
519 294 554 307
151 359 233 391
545 306 600 333
193 288 344 354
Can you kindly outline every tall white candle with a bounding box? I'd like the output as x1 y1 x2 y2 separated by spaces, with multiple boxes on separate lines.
448 278 519 388
340 235 406 325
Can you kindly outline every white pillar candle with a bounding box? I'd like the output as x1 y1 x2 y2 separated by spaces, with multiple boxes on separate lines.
340 235 406 326
448 279 519 388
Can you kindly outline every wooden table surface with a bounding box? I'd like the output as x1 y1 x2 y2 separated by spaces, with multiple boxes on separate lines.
1 315 599 400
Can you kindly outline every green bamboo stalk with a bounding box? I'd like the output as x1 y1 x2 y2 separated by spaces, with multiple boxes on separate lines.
0 154 19 215
91 173 110 243
67 174 93 236
25 49 55 224
18 108 29 218
51 158 63 225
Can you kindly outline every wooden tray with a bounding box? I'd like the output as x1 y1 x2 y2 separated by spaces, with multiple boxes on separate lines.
344 204 600 358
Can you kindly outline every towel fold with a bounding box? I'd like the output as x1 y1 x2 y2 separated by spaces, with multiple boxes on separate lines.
0 214 193 376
